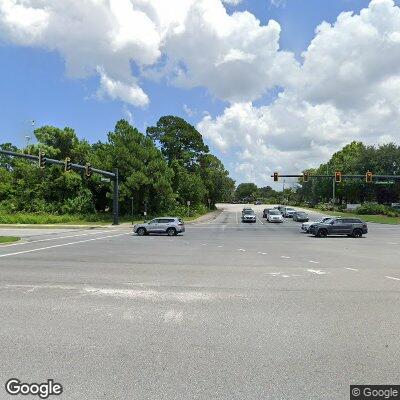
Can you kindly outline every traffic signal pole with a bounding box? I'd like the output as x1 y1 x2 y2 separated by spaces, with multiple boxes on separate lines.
0 149 119 225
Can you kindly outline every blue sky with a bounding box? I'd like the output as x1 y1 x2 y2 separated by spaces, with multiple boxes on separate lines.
0 0 399 185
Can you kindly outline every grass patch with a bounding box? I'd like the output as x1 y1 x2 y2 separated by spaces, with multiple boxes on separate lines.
324 210 400 225
0 236 20 244
298 206 400 225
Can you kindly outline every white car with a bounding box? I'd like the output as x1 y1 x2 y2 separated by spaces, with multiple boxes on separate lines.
267 209 284 223
283 207 296 218
301 217 333 233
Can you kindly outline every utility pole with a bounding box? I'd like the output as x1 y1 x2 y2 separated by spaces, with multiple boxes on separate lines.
112 169 119 226
332 177 336 205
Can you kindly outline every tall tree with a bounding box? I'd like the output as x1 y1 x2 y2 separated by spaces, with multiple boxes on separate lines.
146 116 209 168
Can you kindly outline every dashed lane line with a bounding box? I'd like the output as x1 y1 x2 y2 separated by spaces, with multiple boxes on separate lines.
0 233 130 259
307 269 327 275
385 276 400 281
308 260 320 264
281 256 291 259
238 249 247 252
345 268 359 271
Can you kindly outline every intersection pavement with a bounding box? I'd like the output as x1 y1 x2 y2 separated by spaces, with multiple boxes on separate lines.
0 204 399 399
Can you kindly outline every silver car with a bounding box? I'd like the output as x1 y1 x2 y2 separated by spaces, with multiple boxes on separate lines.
133 217 185 236
301 216 333 233
283 207 296 218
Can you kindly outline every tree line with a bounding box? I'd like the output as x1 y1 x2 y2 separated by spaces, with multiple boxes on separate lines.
0 116 235 217
233 141 400 208
298 141 400 206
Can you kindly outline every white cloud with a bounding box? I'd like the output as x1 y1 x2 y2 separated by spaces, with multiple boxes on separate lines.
197 0 400 185
222 0 243 5
0 0 295 105
97 67 149 107
183 104 196 117
270 0 286 8
164 2 299 102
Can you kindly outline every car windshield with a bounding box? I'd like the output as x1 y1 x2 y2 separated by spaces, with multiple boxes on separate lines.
297 212 307 216
269 210 280 215
244 210 255 215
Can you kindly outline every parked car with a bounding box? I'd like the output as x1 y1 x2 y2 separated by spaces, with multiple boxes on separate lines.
292 211 309 222
277 205 286 214
310 217 368 238
262 208 273 218
242 210 257 223
266 209 283 223
283 207 296 218
254 200 262 205
301 217 333 233
133 217 185 236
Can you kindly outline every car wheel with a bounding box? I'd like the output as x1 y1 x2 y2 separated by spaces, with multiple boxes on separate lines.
167 227 177 236
352 229 363 238
317 228 327 238
137 227 146 236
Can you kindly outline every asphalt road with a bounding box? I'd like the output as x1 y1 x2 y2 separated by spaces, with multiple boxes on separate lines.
0 204 399 400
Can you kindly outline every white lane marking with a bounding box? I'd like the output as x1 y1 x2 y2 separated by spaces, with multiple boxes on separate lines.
217 245 223 248
257 216 264 225
270 272 281 276
281 256 291 259
238 248 246 252
309 260 320 264
307 269 326 275
282 275 290 278
257 251 267 255
385 276 400 281
0 230 111 247
201 243 207 246
388 242 398 245
0 233 130 258
345 268 359 271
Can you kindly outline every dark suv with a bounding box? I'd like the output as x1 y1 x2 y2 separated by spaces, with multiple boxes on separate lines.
310 218 368 238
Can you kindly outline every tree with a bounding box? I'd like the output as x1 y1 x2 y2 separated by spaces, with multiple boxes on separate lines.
235 183 258 202
146 116 209 167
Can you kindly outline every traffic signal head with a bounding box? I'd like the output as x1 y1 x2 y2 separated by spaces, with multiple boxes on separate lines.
366 171 373 183
65 157 71 172
273 172 279 182
85 163 92 177
39 151 46 169
335 171 342 183
303 172 309 183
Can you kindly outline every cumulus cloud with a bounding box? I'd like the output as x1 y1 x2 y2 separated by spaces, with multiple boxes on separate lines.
0 0 296 106
197 0 400 185
222 0 243 5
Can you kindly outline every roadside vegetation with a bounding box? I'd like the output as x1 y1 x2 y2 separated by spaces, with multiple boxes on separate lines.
0 117 234 224
0 236 20 244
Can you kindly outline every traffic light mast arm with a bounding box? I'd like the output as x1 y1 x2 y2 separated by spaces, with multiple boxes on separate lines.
0 149 116 179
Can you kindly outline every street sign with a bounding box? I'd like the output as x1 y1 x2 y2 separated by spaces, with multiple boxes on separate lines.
101 178 111 183
187 201 191 206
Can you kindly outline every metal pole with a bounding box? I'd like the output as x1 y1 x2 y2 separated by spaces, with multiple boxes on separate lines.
131 197 134 225
112 169 119 225
332 177 336 205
